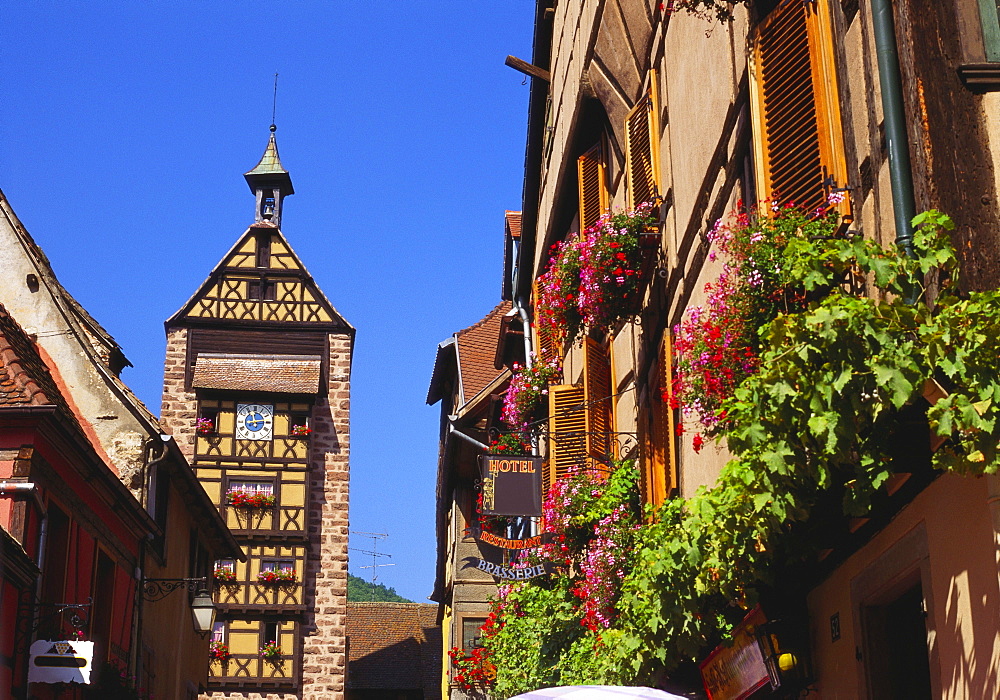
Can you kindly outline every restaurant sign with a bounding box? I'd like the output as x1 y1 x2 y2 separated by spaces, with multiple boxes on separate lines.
699 606 774 700
479 455 543 517
477 530 553 550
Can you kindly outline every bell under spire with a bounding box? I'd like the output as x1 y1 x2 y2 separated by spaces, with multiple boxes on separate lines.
244 125 294 227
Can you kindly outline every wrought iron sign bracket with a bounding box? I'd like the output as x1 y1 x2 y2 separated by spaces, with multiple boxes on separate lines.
142 577 208 602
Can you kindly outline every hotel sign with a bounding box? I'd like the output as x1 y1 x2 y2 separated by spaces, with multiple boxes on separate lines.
479 455 542 517
700 606 773 700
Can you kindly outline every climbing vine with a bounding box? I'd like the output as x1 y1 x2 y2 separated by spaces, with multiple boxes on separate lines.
482 211 1000 693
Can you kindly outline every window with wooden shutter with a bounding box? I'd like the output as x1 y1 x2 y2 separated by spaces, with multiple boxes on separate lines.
640 336 677 509
583 337 615 469
749 0 851 218
578 142 609 230
532 279 562 365
625 72 661 209
546 384 587 492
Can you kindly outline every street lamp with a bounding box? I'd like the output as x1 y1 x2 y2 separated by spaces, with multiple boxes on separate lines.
142 578 216 637
189 588 217 637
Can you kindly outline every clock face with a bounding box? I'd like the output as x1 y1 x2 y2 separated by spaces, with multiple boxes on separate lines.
235 403 274 441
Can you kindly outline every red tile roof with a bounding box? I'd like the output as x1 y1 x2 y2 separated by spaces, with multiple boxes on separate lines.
347 602 441 698
192 353 322 394
505 210 522 240
456 301 512 404
0 304 62 407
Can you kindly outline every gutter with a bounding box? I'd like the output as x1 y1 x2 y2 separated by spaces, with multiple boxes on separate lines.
513 0 554 333
870 0 918 275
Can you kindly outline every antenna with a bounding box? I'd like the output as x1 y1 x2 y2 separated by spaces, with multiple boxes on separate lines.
349 531 395 601
271 72 279 130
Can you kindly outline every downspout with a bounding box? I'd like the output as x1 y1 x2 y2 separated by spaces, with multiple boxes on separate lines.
131 437 170 683
870 0 918 266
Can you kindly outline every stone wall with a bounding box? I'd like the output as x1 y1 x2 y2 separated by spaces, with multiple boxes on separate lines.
300 332 352 700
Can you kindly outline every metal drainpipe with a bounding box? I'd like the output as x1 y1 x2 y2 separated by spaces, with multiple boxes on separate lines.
131 438 170 683
871 0 918 265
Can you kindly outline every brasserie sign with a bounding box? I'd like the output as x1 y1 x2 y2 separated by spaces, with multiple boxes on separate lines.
479 455 543 517
463 557 556 580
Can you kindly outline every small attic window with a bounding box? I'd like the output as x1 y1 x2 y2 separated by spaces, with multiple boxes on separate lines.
256 234 271 268
248 279 276 301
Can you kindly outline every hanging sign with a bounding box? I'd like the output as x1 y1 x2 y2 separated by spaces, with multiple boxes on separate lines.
28 640 94 685
479 455 543 517
462 557 557 580
699 606 772 700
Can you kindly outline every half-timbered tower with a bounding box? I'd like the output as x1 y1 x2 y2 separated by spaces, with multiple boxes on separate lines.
160 128 354 700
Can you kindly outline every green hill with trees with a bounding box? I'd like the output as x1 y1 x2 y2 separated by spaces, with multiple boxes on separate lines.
347 574 413 603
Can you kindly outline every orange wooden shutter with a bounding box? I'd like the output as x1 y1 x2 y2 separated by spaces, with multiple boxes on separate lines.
577 142 609 230
546 384 587 491
532 279 562 365
625 72 661 209
749 0 851 218
653 335 677 505
583 338 614 468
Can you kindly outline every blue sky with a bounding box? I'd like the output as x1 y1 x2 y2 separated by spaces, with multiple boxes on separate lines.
3 2 535 602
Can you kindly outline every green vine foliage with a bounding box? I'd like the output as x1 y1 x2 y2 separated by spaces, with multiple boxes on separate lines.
484 211 1000 691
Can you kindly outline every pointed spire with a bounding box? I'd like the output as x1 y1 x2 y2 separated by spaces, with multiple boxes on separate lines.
244 125 294 226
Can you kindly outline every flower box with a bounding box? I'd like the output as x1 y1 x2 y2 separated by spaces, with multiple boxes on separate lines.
260 641 282 660
209 641 230 661
196 417 216 436
257 569 296 584
290 425 312 437
227 489 275 509
213 567 237 582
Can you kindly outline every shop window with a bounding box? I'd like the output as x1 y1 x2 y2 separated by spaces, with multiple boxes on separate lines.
749 0 851 218
462 617 486 652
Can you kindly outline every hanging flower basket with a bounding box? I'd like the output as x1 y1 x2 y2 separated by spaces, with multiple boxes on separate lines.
257 569 296 584
487 433 532 455
226 489 275 509
209 641 230 661
501 358 562 431
536 202 659 345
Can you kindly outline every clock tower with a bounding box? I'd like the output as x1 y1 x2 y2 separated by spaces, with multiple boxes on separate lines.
160 128 354 700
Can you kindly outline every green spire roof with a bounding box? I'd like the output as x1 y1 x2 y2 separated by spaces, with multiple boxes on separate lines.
244 127 294 195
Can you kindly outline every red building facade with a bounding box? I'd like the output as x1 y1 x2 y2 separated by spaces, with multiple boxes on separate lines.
0 304 154 699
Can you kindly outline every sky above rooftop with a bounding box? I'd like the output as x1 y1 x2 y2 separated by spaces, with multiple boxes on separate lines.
3 1 535 603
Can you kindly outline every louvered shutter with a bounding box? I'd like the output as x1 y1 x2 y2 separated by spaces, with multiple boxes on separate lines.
750 0 851 218
583 338 614 467
532 279 562 365
546 384 587 491
641 336 677 510
578 142 609 230
625 73 661 209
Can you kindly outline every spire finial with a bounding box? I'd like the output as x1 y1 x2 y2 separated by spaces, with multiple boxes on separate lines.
270 72 279 132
